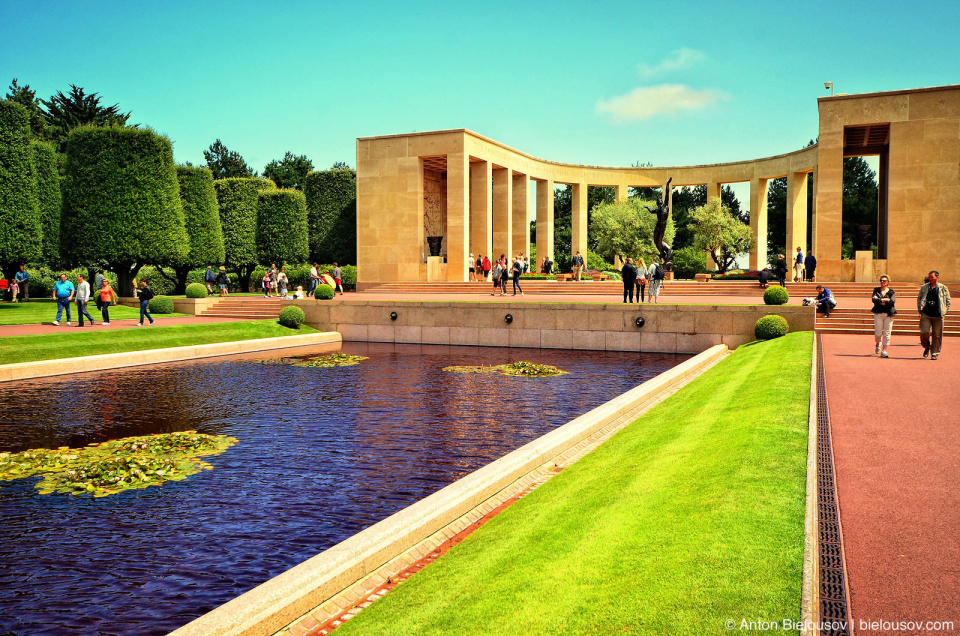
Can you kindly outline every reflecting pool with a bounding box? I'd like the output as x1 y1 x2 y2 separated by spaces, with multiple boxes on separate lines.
0 343 689 635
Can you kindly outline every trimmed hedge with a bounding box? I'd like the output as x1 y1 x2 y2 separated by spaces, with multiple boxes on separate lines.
214 177 262 291
136 266 177 296
278 305 305 329
148 295 175 314
185 282 207 298
176 165 225 268
31 141 62 267
0 101 42 277
62 125 188 293
672 245 708 279
763 286 789 306
755 315 789 340
304 169 356 265
315 283 335 300
257 189 309 265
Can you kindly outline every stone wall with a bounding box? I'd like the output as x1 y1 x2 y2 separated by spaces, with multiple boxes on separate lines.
294 300 815 353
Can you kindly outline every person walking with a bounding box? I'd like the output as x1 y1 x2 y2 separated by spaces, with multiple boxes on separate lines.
511 256 524 296
137 279 156 326
647 257 664 303
482 255 491 282
216 266 229 296
94 270 105 294
204 265 216 295
491 259 503 296
572 251 584 281
871 276 896 358
332 263 344 295
75 274 95 327
52 273 75 326
775 254 788 288
794 247 804 282
468 253 476 282
621 257 638 303
14 265 29 302
815 285 836 317
99 279 116 325
804 252 817 282
917 270 951 360
499 257 509 296
636 258 647 303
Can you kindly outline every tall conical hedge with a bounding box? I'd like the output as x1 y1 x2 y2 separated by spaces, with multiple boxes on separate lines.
257 189 309 265
176 165 225 267
0 101 42 279
31 141 62 267
62 125 188 293
304 169 356 265
214 177 273 291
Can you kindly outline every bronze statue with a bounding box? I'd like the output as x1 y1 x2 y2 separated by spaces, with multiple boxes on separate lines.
645 177 673 270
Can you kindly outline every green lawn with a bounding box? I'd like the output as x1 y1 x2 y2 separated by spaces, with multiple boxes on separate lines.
337 331 813 636
0 299 187 325
0 320 318 365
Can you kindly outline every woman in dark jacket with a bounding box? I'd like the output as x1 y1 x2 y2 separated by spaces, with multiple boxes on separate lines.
775 254 788 288
871 276 896 358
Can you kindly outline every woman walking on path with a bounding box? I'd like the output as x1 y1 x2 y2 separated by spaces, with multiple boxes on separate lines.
511 256 524 296
99 279 116 324
636 258 647 303
216 266 229 297
871 276 896 358
499 256 509 296
137 280 156 326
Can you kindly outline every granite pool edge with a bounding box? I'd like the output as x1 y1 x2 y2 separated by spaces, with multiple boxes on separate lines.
0 332 343 383
171 344 730 636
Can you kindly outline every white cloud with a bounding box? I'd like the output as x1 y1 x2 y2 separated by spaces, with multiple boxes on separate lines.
638 47 705 78
596 84 725 121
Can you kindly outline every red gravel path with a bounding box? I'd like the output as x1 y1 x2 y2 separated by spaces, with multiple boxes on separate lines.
821 333 960 634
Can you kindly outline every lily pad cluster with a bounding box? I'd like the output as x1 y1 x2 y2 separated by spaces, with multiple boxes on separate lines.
263 353 370 368
0 431 238 497
443 361 567 377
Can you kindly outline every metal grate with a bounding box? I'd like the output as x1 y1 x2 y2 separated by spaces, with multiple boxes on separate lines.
816 334 853 635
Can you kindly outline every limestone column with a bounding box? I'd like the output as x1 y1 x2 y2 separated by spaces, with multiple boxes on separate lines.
786 171 809 257
536 178 554 265
492 168 512 261
707 180 722 203
615 183 628 201
749 177 769 270
469 160 492 262
512 172 529 260
446 153 470 281
571 182 588 262
810 169 818 258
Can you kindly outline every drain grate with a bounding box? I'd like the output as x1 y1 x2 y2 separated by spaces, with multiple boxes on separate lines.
816 334 852 635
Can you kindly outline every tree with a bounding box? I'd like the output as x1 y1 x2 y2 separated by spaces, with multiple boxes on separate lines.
41 85 131 150
689 197 752 273
304 169 357 264
31 142 62 267
0 101 42 280
257 189 309 265
214 178 263 291
842 156 878 249
5 79 45 138
766 177 788 263
61 125 188 294
590 198 673 265
156 166 225 294
262 152 313 190
331 161 352 170
203 140 255 179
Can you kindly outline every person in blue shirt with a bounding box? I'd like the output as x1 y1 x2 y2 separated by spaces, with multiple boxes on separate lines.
816 285 836 317
52 273 75 325
14 265 29 302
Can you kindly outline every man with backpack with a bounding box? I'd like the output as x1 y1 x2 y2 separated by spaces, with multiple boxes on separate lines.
647 257 665 303
571 251 585 281
204 266 217 296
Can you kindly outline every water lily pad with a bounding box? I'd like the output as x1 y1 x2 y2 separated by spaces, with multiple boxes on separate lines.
443 361 566 377
260 353 369 368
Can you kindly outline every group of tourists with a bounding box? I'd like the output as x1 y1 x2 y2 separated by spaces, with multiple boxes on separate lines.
619 256 665 303
469 253 534 283
204 266 231 296
51 271 155 327
486 254 527 296
763 248 818 288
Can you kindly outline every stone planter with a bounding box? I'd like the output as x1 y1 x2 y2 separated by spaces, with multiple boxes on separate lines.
695 273 712 282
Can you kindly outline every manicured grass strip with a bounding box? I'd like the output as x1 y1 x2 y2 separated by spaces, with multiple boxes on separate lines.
0 320 318 365
0 300 187 325
337 331 813 636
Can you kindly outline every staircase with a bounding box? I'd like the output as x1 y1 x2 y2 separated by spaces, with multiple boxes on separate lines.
815 308 960 337
200 297 283 320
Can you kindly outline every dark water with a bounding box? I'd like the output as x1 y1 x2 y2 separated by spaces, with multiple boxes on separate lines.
0 343 688 635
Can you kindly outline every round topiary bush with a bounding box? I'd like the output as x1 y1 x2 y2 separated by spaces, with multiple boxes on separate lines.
148 295 175 314
185 283 207 298
763 286 789 305
755 315 789 340
278 305 305 329
315 284 335 300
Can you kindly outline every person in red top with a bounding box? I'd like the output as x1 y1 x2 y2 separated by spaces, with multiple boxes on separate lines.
482 256 491 281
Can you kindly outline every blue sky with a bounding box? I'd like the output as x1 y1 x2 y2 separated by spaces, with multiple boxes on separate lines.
3 0 958 179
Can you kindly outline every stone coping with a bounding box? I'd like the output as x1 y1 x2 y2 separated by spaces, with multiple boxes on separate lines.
801 334 819 635
0 332 342 383
171 344 729 636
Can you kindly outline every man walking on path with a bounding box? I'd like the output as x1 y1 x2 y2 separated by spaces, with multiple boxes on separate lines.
52 274 75 325
511 256 524 296
332 263 344 295
621 258 638 303
75 274 95 327
572 251 585 281
204 265 216 295
918 270 950 360
309 263 320 297
14 265 29 302
138 280 156 326
804 253 817 282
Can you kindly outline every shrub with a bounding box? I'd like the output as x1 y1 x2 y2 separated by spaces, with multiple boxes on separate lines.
755 315 789 340
257 189 309 265
315 284 335 300
214 178 261 291
148 295 175 314
137 266 177 296
172 165 225 293
763 286 789 305
672 245 708 279
32 141 62 267
602 270 622 281
278 305 305 329
185 283 207 298
520 273 553 280
0 101 42 278
586 251 612 272
304 169 357 264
